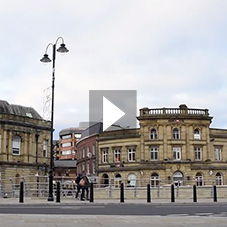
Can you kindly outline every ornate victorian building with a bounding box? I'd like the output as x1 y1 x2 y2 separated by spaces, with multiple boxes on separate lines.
0 100 51 184
97 104 227 187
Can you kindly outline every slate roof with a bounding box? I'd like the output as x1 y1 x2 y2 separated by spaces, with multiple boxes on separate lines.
59 127 85 136
81 122 103 139
0 100 43 120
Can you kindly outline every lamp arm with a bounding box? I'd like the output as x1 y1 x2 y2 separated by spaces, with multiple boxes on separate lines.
55 36 65 45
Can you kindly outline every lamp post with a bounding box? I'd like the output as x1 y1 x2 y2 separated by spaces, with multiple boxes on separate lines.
40 37 69 201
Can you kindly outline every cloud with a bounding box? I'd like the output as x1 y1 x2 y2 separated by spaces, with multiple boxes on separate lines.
0 0 227 139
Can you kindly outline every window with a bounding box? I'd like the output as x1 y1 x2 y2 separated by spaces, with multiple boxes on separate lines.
82 162 85 171
172 128 180 139
87 147 90 156
92 160 96 174
216 172 223 185
61 142 71 147
43 140 48 157
127 173 137 187
92 145 95 155
82 148 85 158
62 150 72 155
0 134 1 153
215 147 222 161
128 148 136 162
196 172 204 186
173 171 184 186
102 150 108 163
114 149 121 162
114 173 122 187
150 128 158 140
61 134 72 139
151 173 160 187
86 162 90 174
194 147 202 160
12 136 21 155
194 129 201 140
74 133 81 139
150 147 159 160
173 147 181 160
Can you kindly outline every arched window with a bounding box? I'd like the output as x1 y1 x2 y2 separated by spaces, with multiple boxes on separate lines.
12 136 21 155
172 128 180 139
196 172 204 186
127 173 137 187
150 128 158 140
101 173 109 187
114 173 122 187
173 171 184 186
194 129 201 140
216 172 223 185
151 173 160 187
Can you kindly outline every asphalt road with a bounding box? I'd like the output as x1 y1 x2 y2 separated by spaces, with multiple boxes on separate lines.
0 203 227 216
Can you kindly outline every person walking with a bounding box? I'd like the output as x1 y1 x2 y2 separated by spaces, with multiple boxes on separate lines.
80 171 90 201
75 173 82 200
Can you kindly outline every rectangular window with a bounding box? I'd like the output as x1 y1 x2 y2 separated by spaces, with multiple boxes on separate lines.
128 148 136 162
102 150 108 163
150 147 159 160
173 147 181 160
82 162 85 171
61 142 72 147
43 140 48 157
194 147 202 160
61 134 72 139
82 148 85 158
92 145 96 155
86 162 90 174
62 150 72 155
92 160 96 174
74 133 81 139
215 147 222 161
114 149 121 162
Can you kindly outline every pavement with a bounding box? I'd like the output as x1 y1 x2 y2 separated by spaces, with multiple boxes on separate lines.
1 197 227 205
1 198 227 227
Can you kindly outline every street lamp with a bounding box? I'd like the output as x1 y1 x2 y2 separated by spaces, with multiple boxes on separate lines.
40 37 69 201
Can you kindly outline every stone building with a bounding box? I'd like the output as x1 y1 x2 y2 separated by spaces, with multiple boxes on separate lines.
0 100 51 187
97 104 227 187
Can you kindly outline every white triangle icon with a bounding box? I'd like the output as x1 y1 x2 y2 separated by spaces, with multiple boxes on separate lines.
103 96 125 131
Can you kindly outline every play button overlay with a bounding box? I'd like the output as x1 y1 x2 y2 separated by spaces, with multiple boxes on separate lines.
103 96 125 131
89 90 137 132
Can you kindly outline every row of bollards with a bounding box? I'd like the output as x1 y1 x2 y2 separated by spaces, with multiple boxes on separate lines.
18 181 218 203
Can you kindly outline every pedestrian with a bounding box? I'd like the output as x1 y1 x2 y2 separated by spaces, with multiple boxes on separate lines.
75 173 82 199
80 171 90 201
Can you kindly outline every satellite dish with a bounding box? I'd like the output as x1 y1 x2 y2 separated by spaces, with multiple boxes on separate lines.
87 152 92 158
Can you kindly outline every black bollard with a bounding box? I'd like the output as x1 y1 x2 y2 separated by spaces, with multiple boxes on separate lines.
90 182 94 203
56 181 60 203
120 182 124 203
171 184 175 203
147 184 151 203
193 184 197 202
19 181 24 203
213 185 217 202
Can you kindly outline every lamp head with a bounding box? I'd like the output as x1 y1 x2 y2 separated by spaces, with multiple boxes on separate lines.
40 54 51 63
57 43 69 53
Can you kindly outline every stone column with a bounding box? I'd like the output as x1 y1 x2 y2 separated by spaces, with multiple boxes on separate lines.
163 125 167 159
140 124 145 161
186 125 190 159
8 131 12 161
206 127 210 160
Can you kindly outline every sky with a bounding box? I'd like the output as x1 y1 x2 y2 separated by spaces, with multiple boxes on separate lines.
1 0 227 139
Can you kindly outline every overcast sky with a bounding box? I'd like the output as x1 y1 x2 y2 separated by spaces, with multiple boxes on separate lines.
1 0 227 139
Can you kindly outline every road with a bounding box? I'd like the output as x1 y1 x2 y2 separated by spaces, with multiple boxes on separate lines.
0 203 227 216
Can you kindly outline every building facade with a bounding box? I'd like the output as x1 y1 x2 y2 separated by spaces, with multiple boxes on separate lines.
76 123 102 177
58 127 84 160
0 100 51 187
97 104 227 187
